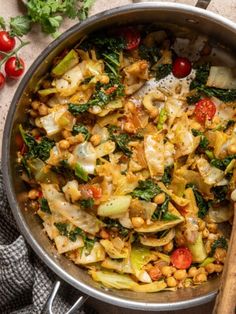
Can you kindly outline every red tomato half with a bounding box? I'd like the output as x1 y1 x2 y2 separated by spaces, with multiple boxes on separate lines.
0 31 16 52
172 57 192 78
194 98 216 123
170 247 192 269
118 27 141 50
0 72 5 89
5 56 25 79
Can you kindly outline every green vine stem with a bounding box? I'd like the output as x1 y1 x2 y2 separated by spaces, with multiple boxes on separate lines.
0 40 30 69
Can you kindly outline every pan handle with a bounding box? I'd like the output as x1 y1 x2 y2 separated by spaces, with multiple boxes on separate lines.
41 281 88 314
132 0 211 9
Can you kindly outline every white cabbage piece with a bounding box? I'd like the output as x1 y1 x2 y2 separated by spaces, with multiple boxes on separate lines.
144 134 164 178
96 99 123 117
89 270 167 292
41 184 102 235
140 228 175 247
62 180 81 203
196 158 225 185
74 242 105 264
100 239 129 259
73 142 96 174
53 64 84 96
91 124 109 142
101 258 133 273
207 66 236 89
208 203 234 223
165 97 184 127
40 107 67 136
54 235 84 254
97 195 132 217
95 140 116 158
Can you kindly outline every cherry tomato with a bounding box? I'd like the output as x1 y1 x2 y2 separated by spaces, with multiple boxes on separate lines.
0 72 5 89
170 247 192 270
194 98 216 123
172 57 192 78
117 27 141 50
5 56 25 79
0 31 16 52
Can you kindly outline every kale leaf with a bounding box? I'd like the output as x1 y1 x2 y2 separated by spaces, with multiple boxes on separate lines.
103 218 129 238
108 126 133 157
80 198 94 209
131 179 162 202
211 185 228 203
209 236 228 257
138 45 160 65
161 165 173 185
156 64 172 81
190 64 210 90
152 195 171 221
210 154 236 170
186 183 209 218
40 198 51 214
191 129 209 152
72 123 90 140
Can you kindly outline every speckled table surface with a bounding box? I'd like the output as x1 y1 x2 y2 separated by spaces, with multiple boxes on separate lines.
1 1 236 313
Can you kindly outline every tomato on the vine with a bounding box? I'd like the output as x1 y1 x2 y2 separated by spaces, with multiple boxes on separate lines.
0 72 5 89
194 98 216 123
0 31 16 53
172 57 192 78
5 56 25 79
171 247 192 270
117 27 141 50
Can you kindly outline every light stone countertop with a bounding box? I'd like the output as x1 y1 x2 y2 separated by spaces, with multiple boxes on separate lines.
0 1 236 313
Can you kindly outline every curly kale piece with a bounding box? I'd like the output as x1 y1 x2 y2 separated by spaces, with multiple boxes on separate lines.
210 154 236 170
156 64 172 81
131 179 162 202
186 183 209 218
209 236 228 257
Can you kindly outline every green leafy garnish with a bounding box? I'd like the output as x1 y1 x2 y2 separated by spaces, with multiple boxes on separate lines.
9 16 31 37
156 64 172 81
54 222 68 236
0 16 6 29
104 218 129 238
75 163 89 182
209 236 228 257
72 123 90 140
68 226 84 242
211 185 228 203
191 129 209 151
78 0 95 20
131 179 161 202
190 64 210 90
108 126 133 157
138 45 160 65
68 103 90 114
40 198 51 214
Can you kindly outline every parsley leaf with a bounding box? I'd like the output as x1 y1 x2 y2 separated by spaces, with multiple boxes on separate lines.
131 179 161 202
0 16 6 29
10 16 31 37
78 0 95 21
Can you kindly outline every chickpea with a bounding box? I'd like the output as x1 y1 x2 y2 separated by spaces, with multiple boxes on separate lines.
90 134 101 146
174 269 187 281
228 144 236 154
205 263 215 274
75 134 85 143
207 223 218 234
59 140 70 150
154 193 165 205
194 273 207 283
202 228 210 239
31 100 40 110
163 240 174 253
123 122 136 133
214 264 223 273
188 267 198 277
166 276 177 287
131 217 144 228
28 189 39 200
99 75 110 84
214 248 227 263
38 103 48 116
35 117 43 128
198 219 206 232
62 129 72 138
197 267 206 274
161 266 175 277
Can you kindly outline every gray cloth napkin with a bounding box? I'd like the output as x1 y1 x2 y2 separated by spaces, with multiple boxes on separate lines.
0 171 93 314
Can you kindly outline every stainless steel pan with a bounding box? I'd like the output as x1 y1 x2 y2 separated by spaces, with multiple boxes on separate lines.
2 2 236 312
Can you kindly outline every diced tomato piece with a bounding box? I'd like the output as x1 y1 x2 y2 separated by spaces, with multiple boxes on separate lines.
105 86 117 95
194 98 216 123
170 247 192 270
116 27 141 50
80 185 102 199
